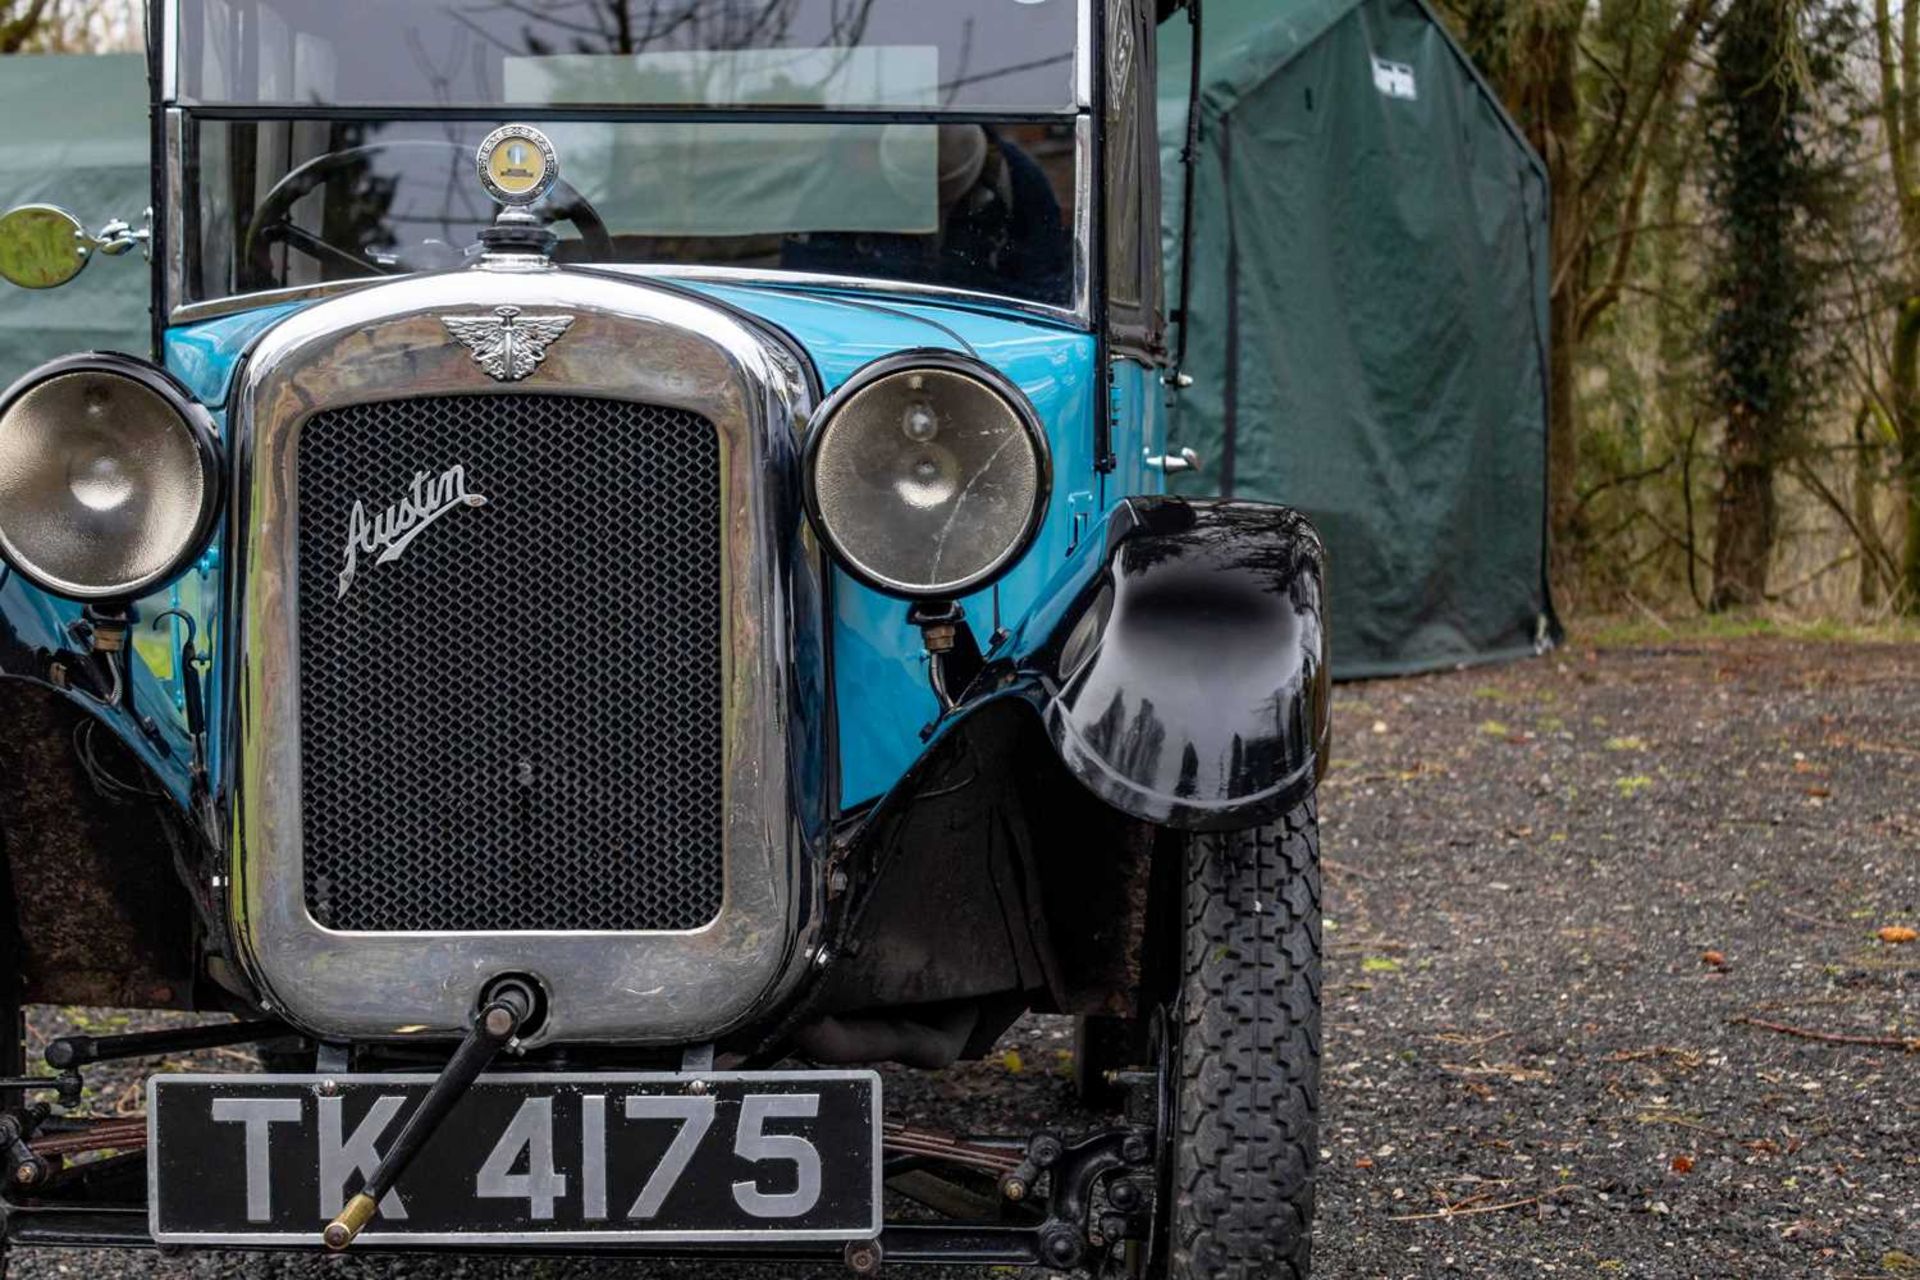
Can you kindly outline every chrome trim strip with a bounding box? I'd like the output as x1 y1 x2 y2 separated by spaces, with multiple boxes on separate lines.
172 265 1091 331
170 278 387 326
1073 114 1093 321
596 266 1088 328
163 108 185 318
1078 0 1095 109
149 1070 883 1245
159 0 177 102
228 270 817 1047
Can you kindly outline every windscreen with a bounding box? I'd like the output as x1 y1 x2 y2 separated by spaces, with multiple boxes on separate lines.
173 0 1083 111
181 117 1080 306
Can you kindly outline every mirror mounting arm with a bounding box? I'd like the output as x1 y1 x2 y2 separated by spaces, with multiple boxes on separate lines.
82 207 153 262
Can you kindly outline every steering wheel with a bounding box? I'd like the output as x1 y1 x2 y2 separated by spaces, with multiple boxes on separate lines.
239 139 613 292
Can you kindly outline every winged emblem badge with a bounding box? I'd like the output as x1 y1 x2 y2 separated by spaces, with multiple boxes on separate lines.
441 304 575 381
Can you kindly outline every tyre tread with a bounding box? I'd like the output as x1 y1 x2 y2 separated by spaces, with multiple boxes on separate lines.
1168 798 1321 1280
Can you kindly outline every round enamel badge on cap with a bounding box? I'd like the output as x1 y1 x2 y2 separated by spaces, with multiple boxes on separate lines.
476 124 558 206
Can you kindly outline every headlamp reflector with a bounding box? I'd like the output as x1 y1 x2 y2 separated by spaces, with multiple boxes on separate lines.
805 356 1049 599
0 358 219 600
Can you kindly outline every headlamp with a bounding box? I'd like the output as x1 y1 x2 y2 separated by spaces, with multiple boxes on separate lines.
803 353 1050 599
0 354 221 600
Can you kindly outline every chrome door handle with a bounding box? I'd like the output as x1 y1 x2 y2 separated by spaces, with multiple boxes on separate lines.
1144 447 1202 475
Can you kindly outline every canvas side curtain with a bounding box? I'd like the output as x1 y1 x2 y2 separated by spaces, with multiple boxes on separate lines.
1161 0 1554 676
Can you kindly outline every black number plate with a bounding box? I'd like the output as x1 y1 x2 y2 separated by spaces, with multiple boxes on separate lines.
147 1071 881 1245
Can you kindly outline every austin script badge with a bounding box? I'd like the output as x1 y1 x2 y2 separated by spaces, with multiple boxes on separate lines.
338 464 488 599
441 305 574 382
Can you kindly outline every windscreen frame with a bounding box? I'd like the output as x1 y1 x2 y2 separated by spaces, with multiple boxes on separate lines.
158 0 1093 114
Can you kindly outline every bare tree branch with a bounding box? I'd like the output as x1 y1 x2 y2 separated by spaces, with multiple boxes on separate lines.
0 0 55 53
1790 457 1900 587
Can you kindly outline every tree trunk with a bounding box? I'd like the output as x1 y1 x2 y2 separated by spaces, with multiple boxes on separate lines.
1873 0 1920 612
1705 0 1808 612
1855 405 1884 610
1548 283 1581 573
1711 412 1777 609
1895 298 1920 611
1534 16 1585 572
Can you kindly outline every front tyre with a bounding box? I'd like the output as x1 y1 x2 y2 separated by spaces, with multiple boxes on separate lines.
1165 798 1321 1280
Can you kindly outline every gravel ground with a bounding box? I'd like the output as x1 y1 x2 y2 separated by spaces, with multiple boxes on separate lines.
10 636 1917 1279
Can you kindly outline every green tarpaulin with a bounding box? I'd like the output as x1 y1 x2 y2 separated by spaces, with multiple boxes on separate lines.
1159 0 1557 676
0 53 151 390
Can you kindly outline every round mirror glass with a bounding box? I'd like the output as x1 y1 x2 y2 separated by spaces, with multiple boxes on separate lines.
0 205 89 289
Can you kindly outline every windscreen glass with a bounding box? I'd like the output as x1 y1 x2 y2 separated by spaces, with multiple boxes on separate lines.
173 0 1082 111
182 117 1079 306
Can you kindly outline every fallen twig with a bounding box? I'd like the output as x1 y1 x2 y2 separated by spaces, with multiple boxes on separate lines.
1390 1185 1583 1223
1430 1030 1512 1050
1421 1188 1503 1215
1634 1109 1730 1139
1321 857 1381 882
1607 1045 1704 1069
1847 738 1920 759
1778 904 1848 931
1439 1061 1552 1083
1730 1015 1919 1052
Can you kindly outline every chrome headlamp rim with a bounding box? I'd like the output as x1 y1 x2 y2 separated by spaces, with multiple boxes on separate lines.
0 352 222 602
801 349 1053 601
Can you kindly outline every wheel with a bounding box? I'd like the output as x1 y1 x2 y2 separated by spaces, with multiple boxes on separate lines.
1160 798 1321 1279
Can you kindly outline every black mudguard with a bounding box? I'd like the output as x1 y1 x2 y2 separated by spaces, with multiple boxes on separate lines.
1030 497 1329 832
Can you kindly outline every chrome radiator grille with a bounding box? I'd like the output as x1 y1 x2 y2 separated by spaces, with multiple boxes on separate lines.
295 392 724 933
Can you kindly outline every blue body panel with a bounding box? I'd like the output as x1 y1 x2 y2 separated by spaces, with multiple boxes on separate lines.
166 303 305 405
1 275 1165 816
681 283 1126 806
0 514 217 810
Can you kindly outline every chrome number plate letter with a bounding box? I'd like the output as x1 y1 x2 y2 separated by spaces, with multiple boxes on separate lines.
476 1097 568 1220
623 1095 717 1219
317 1094 410 1220
731 1093 823 1219
209 1097 302 1223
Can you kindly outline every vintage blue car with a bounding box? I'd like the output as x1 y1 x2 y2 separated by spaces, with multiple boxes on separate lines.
0 1 1328 1275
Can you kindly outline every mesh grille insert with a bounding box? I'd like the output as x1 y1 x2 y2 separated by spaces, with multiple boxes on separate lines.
296 393 724 933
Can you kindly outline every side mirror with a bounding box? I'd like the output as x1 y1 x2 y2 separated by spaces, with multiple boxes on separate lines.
0 205 91 289
0 204 151 290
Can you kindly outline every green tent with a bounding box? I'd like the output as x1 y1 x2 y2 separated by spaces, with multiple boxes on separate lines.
1158 0 1558 676
0 53 151 390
